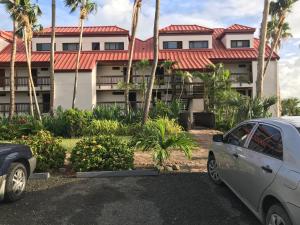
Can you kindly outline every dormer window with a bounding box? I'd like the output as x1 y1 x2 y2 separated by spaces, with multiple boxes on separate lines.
189 41 209 49
63 43 79 51
231 40 250 48
92 42 100 51
105 42 124 50
163 41 183 50
36 43 51 51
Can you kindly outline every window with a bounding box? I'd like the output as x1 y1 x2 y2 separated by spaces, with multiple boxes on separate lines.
92 42 100 51
41 68 49 71
105 42 124 50
163 41 183 49
224 123 255 147
248 124 283 159
231 40 250 48
297 127 300 133
63 43 79 51
189 41 209 49
36 43 51 51
112 67 121 70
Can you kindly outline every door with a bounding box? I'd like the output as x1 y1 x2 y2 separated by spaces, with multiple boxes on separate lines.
236 124 283 210
31 69 38 86
219 123 256 191
42 93 50 113
129 92 137 110
0 69 5 87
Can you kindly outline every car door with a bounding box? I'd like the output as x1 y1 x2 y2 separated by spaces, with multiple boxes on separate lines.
236 123 284 211
218 123 256 191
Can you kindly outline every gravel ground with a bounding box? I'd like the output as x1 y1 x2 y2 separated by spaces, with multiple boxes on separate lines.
0 173 260 225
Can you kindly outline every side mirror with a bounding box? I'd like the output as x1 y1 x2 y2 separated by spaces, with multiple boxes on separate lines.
213 134 224 143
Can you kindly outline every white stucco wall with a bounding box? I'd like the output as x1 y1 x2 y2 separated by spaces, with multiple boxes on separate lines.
0 92 43 104
0 38 9 52
54 70 95 110
32 36 129 52
159 34 213 49
221 33 254 48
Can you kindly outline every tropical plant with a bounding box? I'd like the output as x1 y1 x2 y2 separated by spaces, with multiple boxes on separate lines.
281 98 300 116
17 130 66 172
125 0 142 115
133 118 195 166
64 0 97 109
135 59 150 106
257 0 270 98
160 60 177 102
193 63 231 112
84 119 122 136
50 0 56 115
263 0 297 76
12 0 42 119
143 0 160 124
71 135 134 171
2 0 18 120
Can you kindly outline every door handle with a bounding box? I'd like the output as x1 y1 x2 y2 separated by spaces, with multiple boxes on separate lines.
232 153 239 158
261 166 273 173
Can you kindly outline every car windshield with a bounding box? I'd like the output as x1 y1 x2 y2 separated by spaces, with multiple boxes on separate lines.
297 127 300 133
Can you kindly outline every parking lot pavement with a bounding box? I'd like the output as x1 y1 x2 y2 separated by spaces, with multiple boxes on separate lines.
0 173 261 225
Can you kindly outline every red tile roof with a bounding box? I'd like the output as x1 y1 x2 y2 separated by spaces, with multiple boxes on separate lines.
36 26 129 36
0 24 279 72
0 31 14 42
224 24 256 33
160 25 214 34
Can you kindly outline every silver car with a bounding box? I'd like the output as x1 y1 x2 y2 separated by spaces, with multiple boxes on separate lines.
207 117 300 225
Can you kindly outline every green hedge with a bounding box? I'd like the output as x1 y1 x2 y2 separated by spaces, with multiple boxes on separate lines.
70 135 134 172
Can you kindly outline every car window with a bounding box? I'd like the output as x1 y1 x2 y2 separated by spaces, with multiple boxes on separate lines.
224 123 255 147
248 124 283 159
297 127 300 134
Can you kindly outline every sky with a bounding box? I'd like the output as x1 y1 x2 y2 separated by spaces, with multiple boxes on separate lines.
0 0 299 99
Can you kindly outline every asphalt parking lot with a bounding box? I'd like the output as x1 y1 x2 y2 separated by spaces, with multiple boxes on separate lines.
0 173 260 225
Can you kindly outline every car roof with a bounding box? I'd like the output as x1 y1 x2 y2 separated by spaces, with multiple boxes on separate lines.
248 116 300 128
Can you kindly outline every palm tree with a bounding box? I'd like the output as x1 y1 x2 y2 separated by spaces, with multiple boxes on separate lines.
143 0 160 124
14 0 42 119
256 0 270 98
64 0 97 109
263 0 297 76
3 0 19 120
281 98 300 116
50 0 56 115
267 20 292 50
135 59 150 106
125 0 142 115
160 60 176 103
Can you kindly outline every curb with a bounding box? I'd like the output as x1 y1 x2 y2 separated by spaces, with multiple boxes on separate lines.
76 169 159 178
29 172 50 180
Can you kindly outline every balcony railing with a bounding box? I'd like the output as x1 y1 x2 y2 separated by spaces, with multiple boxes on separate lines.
0 103 50 115
230 73 252 83
0 77 51 89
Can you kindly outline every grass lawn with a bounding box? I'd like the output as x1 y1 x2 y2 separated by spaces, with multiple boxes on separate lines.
60 138 81 152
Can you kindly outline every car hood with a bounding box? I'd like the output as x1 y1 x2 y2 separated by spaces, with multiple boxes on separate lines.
0 144 31 155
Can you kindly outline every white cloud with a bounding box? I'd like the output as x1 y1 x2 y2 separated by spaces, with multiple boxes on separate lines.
280 57 300 98
287 1 300 38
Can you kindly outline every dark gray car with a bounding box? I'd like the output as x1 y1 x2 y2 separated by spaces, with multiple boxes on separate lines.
0 144 36 202
207 117 300 225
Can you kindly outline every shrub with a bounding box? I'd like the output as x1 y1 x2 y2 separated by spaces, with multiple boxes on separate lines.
17 130 66 172
84 120 121 136
0 115 43 140
150 100 182 120
43 107 92 137
93 105 123 121
70 135 134 172
132 118 196 166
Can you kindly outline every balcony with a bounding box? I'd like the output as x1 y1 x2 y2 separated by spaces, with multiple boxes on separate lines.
96 75 170 89
229 73 252 84
0 103 50 115
0 77 51 91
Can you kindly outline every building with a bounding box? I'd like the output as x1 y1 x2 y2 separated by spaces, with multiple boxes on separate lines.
0 24 279 121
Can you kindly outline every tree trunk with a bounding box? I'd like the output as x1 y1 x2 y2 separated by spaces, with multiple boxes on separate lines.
125 0 141 114
50 0 56 115
9 20 17 120
24 34 42 120
179 79 184 100
256 0 270 98
263 17 285 77
142 0 160 124
72 18 84 109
